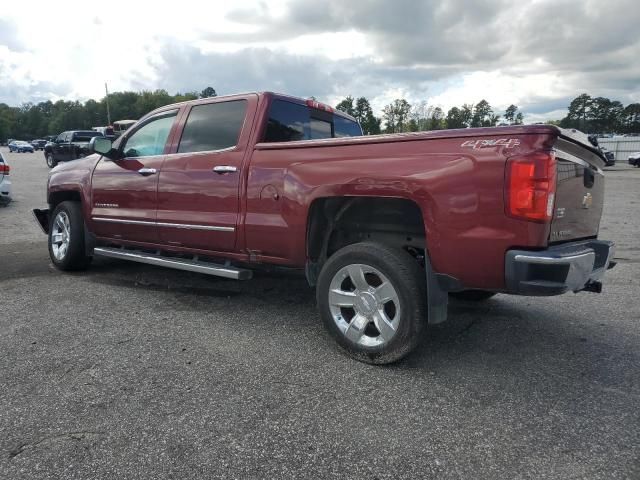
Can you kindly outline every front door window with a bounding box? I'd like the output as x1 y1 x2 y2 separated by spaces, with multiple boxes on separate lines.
122 113 176 158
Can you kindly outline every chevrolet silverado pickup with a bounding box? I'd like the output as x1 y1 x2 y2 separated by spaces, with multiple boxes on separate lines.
33 92 616 364
44 130 103 168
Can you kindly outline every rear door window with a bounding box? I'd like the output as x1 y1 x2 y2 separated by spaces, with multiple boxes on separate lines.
178 100 248 153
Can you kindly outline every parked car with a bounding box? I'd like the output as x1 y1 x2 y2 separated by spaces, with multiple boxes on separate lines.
8 140 35 153
112 120 136 138
30 139 48 150
628 152 640 167
43 130 103 168
92 126 116 139
32 92 616 364
601 147 615 166
0 152 11 202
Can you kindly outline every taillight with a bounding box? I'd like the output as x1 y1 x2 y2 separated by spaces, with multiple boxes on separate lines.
0 163 9 175
505 150 556 222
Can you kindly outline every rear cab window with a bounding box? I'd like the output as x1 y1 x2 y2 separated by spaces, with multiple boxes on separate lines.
264 99 362 143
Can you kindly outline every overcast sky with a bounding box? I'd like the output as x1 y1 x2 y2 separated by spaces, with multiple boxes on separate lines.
1 0 638 121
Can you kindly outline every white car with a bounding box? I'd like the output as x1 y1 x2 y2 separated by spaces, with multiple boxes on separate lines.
0 152 11 202
628 152 640 167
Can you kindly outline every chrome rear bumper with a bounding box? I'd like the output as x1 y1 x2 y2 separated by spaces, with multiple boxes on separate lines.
505 240 615 295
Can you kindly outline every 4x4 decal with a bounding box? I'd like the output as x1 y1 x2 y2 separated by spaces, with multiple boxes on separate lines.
461 138 521 149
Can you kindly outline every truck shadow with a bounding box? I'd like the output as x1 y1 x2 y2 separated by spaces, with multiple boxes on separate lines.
83 257 623 379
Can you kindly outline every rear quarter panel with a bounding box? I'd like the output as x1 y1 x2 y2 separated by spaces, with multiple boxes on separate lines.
245 129 556 290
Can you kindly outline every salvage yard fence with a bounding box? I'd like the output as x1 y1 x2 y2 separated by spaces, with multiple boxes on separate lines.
597 137 640 161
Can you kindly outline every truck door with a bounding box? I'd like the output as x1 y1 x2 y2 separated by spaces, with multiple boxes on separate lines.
156 95 257 253
90 110 179 244
53 132 70 161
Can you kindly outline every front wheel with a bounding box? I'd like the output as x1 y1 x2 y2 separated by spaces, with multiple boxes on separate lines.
48 201 92 271
46 153 57 168
317 242 427 364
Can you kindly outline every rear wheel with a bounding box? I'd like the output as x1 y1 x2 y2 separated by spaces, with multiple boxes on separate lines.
450 290 496 302
48 201 92 271
46 153 57 168
317 242 427 364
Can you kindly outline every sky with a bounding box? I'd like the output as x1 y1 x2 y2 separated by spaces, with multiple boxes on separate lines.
0 0 638 122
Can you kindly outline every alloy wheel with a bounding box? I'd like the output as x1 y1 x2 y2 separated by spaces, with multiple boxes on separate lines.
328 263 401 347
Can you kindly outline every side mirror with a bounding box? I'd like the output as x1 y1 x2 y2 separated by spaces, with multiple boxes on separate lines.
90 136 119 159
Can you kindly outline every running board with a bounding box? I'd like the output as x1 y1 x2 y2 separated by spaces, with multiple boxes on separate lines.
93 247 252 280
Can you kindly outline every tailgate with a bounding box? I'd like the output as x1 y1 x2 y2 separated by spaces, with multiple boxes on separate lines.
550 131 605 243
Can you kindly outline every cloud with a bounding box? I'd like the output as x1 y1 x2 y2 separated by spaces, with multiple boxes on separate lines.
0 19 26 52
1 0 638 123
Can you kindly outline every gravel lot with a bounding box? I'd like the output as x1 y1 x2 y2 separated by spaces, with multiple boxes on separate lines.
1 147 638 479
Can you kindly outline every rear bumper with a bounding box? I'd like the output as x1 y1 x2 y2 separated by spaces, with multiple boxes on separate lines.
505 239 615 295
0 177 11 197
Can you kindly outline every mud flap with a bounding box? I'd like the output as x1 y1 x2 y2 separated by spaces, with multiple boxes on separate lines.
32 208 50 234
426 255 448 324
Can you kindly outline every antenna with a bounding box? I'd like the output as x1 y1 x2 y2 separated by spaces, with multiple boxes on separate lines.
105 82 111 125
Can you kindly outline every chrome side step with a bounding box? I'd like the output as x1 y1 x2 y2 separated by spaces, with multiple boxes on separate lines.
93 247 252 280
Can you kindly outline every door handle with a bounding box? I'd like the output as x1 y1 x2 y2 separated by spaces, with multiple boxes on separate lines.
138 168 157 176
213 165 238 174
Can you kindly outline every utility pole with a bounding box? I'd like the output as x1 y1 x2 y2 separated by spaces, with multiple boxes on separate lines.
105 82 111 126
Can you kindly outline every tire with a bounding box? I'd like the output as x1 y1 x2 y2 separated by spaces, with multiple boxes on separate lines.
317 242 427 364
48 201 92 271
449 290 496 302
46 153 57 168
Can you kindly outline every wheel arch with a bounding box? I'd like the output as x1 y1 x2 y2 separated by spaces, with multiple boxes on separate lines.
48 190 82 209
305 195 428 285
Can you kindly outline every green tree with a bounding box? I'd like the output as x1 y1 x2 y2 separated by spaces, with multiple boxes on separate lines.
471 100 493 127
621 103 640 133
461 104 474 128
335 96 355 116
200 86 217 98
445 107 465 129
564 93 592 130
383 99 411 133
428 106 444 130
354 97 381 135
504 104 518 124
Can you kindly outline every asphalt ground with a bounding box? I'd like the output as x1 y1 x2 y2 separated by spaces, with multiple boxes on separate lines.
0 147 638 479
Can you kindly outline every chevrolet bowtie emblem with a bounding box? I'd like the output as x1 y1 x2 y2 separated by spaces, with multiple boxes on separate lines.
582 193 593 209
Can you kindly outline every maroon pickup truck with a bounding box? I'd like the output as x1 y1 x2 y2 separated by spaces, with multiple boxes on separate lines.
33 92 615 364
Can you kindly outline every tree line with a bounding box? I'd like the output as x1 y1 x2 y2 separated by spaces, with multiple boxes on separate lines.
336 94 640 135
336 96 524 134
1 87 637 141
0 87 217 141
559 93 640 134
